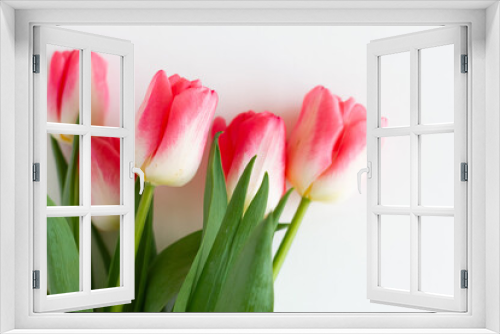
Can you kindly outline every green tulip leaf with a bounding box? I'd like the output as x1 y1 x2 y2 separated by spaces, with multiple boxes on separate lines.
143 230 202 312
174 134 227 312
214 213 276 312
275 223 290 232
47 196 79 295
105 179 151 312
187 156 256 312
226 173 269 269
50 136 68 196
62 134 80 245
273 188 294 223
131 197 156 312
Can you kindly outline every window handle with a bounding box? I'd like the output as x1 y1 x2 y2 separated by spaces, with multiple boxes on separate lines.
130 162 145 195
357 161 372 194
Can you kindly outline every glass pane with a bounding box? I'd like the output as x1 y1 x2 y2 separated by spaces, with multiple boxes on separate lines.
91 137 121 207
420 133 454 207
91 52 121 127
420 216 454 296
91 217 120 290
380 215 410 291
47 133 81 206
420 44 454 125
380 51 410 128
47 216 80 295
47 44 81 125
380 136 410 206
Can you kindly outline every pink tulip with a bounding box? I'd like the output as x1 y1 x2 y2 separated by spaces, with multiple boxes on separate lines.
91 136 121 231
212 111 286 214
48 51 109 143
135 70 218 186
286 86 368 202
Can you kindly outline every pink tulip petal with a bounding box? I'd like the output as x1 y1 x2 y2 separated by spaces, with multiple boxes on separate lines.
217 111 256 178
331 99 367 174
48 51 67 123
286 86 344 196
47 50 80 125
211 116 227 138
145 87 218 186
169 75 202 96
222 111 286 213
90 52 109 126
308 99 367 202
307 150 366 202
135 70 174 170
91 137 121 231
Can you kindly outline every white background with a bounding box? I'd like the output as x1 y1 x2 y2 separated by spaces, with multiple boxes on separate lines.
49 25 445 312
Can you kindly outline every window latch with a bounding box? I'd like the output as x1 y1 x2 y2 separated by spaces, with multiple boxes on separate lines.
130 162 145 195
357 161 372 194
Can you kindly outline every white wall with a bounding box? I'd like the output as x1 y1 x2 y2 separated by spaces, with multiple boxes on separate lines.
485 3 500 332
0 2 16 332
58 25 442 312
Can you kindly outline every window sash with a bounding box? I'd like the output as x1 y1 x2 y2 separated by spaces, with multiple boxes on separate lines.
32 25 135 313
366 26 468 312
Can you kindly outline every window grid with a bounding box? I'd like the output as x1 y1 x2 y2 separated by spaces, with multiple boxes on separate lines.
376 48 456 294
34 25 135 312
44 50 127 297
367 26 467 312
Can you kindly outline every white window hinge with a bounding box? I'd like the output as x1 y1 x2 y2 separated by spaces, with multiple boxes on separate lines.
461 162 468 182
33 54 40 73
461 54 468 73
33 270 40 289
461 270 468 289
33 163 40 182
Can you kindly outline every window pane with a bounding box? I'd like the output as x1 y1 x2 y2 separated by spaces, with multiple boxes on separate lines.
380 215 411 291
47 133 81 206
420 133 454 207
91 52 121 127
380 136 410 206
380 51 410 127
91 217 120 290
46 45 81 125
91 137 121 207
420 44 454 125
420 216 454 296
47 216 80 295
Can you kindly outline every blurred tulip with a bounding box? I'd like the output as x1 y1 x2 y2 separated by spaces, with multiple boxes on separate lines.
135 70 218 187
48 51 109 143
286 86 368 202
91 136 120 231
212 111 286 214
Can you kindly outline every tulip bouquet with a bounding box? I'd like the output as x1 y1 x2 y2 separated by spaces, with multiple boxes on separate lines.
46 50 369 312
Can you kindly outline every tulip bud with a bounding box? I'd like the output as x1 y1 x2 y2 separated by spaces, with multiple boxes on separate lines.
135 70 218 187
91 136 120 231
48 51 109 144
213 111 286 214
287 86 367 202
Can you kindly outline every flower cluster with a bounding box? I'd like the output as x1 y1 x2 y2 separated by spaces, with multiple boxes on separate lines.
47 50 369 312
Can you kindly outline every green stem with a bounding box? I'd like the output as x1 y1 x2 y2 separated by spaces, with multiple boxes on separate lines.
134 183 155 255
109 182 155 313
272 196 311 281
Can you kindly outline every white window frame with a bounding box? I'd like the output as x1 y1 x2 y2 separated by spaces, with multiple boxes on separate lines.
32 26 136 312
1 2 499 333
366 26 468 312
